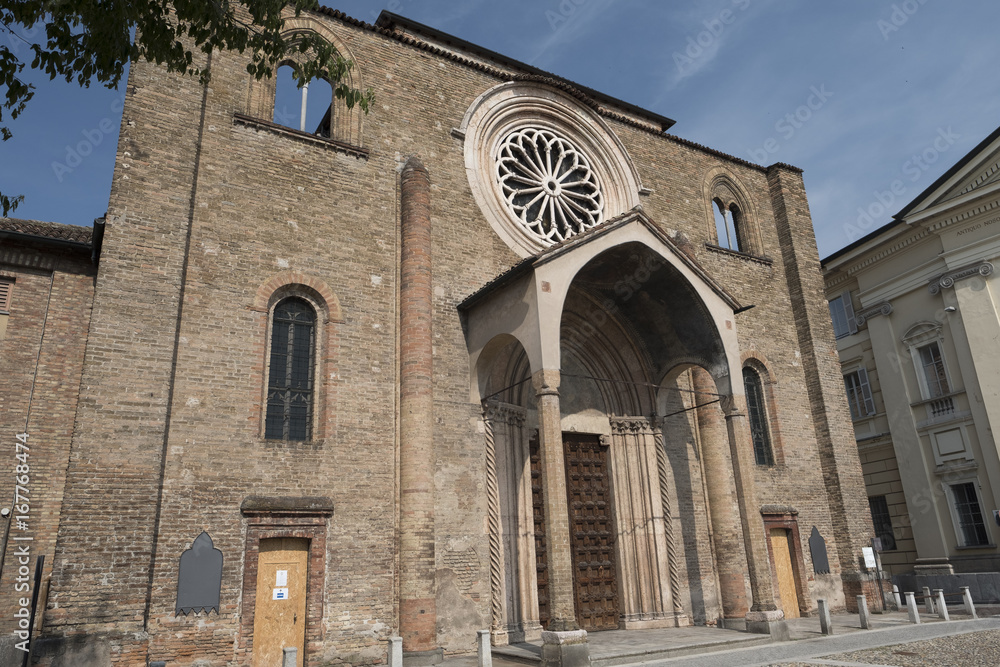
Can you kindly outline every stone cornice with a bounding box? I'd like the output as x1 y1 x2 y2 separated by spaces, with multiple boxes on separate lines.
928 260 994 294
926 196 1000 233
855 301 893 326
840 229 931 277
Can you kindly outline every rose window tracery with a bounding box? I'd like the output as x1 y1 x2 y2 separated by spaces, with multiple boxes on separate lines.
495 128 605 245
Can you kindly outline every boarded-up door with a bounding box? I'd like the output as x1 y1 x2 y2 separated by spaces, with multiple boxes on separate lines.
768 528 800 619
253 538 309 667
564 434 619 631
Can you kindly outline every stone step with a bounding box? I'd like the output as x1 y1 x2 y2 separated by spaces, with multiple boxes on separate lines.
492 633 772 667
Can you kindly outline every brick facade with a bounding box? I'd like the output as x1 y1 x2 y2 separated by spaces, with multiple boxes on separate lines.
1 7 874 666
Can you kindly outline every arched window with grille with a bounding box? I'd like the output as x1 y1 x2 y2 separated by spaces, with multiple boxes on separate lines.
743 366 774 466
265 298 316 441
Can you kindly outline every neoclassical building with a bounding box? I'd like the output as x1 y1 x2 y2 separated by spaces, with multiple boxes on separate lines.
822 125 1000 591
0 8 874 667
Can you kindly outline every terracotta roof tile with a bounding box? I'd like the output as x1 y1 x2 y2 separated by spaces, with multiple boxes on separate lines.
0 218 93 245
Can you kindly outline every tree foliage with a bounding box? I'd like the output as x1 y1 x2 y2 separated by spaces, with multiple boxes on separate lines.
1 0 374 216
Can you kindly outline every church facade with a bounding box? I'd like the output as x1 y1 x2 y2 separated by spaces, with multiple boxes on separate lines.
0 8 875 667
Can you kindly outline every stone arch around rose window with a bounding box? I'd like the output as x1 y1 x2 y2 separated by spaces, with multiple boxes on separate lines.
458 81 644 258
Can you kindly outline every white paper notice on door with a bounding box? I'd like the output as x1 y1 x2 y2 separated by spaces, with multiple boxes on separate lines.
275 570 288 587
273 587 289 600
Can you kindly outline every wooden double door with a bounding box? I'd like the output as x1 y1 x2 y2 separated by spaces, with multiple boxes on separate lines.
531 433 619 631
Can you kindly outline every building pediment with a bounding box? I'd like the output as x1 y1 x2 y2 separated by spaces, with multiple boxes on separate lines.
897 125 1000 222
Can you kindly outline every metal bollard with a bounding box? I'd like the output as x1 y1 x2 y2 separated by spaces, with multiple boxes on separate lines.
962 586 978 619
905 592 920 624
935 589 949 621
818 598 833 635
923 586 935 614
892 584 901 608
388 636 403 667
857 594 871 630
478 629 493 667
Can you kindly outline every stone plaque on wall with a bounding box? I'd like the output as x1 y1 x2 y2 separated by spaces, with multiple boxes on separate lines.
809 526 830 575
176 531 223 615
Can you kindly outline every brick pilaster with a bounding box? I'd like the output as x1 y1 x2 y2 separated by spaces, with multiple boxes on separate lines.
398 156 439 654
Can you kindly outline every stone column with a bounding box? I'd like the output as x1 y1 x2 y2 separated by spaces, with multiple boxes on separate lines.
398 156 440 661
722 393 786 638
531 369 578 631
692 368 749 625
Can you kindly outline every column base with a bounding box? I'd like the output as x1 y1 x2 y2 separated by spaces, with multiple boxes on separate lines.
403 648 444 666
541 630 590 667
619 611 687 629
745 610 789 641
719 616 746 631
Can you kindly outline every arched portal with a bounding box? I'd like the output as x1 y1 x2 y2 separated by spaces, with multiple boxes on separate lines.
465 211 782 640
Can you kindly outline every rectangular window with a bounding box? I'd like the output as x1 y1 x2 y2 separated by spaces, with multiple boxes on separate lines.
868 495 897 551
918 342 950 398
0 278 11 312
844 368 876 420
951 482 990 547
828 291 857 339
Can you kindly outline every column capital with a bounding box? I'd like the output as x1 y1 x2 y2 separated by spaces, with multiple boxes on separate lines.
532 369 561 395
855 300 893 327
719 394 746 418
928 260 993 294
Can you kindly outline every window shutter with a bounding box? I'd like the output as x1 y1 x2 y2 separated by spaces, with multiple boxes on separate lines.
857 367 876 416
0 279 11 312
842 290 858 334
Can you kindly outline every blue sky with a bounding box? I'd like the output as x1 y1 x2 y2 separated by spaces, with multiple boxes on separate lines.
2 1 998 258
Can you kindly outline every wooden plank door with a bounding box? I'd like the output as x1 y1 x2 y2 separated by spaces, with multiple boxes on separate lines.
529 434 550 629
768 528 801 619
564 434 619 631
253 538 309 667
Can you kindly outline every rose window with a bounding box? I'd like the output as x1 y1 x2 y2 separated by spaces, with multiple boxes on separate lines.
496 128 604 245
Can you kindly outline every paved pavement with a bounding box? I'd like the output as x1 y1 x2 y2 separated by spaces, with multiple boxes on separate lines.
652 616 1000 666
440 609 1000 667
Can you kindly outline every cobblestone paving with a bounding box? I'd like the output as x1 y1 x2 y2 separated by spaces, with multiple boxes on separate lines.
767 628 1000 666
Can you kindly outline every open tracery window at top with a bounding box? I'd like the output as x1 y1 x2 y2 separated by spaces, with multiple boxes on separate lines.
265 298 316 441
496 127 605 246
